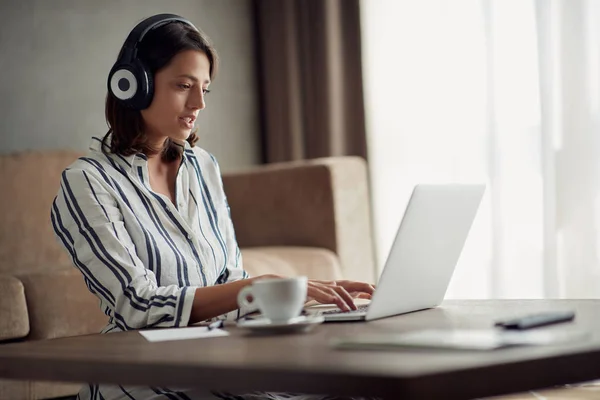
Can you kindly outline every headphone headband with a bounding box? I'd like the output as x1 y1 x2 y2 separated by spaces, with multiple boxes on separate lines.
120 14 198 62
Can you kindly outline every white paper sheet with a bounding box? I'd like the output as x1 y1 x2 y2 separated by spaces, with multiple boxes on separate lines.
139 326 229 342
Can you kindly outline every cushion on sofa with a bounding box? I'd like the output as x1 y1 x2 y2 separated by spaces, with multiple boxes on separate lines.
0 151 81 276
17 269 107 340
0 274 29 341
241 246 343 280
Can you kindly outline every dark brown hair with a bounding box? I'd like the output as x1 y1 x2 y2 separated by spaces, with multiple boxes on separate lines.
103 20 218 162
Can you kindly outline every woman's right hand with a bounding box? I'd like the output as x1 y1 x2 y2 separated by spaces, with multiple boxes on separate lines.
307 279 375 312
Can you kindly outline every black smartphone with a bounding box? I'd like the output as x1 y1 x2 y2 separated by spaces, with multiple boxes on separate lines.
494 311 575 330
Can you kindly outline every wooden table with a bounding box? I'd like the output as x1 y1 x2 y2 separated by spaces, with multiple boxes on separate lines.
1 300 600 399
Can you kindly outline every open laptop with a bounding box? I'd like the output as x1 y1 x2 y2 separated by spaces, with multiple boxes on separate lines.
317 184 485 322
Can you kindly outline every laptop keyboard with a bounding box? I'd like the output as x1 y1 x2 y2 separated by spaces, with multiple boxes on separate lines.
321 304 370 315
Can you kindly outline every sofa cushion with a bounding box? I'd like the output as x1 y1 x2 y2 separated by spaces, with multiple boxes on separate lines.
0 151 82 275
0 274 29 341
17 269 107 340
241 246 343 280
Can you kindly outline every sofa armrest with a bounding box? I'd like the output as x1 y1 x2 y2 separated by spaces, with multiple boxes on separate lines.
222 156 376 283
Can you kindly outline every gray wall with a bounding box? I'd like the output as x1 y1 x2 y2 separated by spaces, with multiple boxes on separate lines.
0 0 261 171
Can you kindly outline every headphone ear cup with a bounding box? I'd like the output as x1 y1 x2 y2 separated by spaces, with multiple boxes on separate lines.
107 60 153 110
108 65 138 100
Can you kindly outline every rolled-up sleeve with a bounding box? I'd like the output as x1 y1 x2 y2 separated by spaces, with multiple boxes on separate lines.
51 168 197 330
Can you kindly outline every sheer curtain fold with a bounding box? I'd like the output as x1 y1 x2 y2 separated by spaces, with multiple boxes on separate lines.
362 0 600 298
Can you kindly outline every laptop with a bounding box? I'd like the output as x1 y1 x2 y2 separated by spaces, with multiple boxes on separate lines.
317 184 485 322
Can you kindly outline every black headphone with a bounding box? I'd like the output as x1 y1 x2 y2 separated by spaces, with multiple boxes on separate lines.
107 14 198 110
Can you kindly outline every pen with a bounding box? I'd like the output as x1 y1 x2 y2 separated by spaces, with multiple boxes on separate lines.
207 320 224 331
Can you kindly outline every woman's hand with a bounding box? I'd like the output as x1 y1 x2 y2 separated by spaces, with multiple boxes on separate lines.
307 279 376 311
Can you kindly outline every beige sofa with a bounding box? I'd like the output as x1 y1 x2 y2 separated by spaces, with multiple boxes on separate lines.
0 151 376 400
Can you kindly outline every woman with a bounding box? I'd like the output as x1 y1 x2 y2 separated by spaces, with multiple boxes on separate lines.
51 14 375 400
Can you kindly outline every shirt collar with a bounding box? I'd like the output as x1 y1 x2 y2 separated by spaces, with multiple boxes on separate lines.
89 134 191 172
89 135 144 173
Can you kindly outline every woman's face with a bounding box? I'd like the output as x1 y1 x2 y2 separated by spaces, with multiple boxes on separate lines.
141 49 211 145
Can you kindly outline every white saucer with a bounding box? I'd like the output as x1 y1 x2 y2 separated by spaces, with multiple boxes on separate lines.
236 315 325 334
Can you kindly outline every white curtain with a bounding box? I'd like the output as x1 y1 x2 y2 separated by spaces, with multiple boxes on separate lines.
361 0 600 299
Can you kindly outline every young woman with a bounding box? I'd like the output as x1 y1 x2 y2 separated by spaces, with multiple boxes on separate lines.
51 14 375 400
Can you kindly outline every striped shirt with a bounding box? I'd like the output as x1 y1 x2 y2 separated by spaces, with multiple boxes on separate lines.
51 136 357 400
51 135 250 336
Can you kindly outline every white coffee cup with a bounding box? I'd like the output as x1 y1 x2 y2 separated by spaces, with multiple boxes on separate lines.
237 276 308 322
